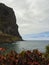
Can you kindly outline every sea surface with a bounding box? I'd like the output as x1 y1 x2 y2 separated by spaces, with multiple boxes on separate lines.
0 40 49 54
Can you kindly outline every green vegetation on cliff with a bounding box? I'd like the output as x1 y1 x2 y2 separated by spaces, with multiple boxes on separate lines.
0 32 22 43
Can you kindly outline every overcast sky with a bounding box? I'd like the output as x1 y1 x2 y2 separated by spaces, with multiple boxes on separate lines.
0 0 49 40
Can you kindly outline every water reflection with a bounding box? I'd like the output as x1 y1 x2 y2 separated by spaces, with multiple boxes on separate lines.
0 42 19 55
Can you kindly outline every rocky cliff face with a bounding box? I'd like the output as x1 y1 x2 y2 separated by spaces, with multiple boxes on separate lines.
0 3 22 41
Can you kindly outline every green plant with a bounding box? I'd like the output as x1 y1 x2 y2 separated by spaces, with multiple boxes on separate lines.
45 45 49 53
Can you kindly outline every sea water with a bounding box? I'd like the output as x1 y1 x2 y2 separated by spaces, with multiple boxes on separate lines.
0 40 49 54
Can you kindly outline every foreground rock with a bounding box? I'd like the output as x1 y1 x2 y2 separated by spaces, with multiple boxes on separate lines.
0 3 22 42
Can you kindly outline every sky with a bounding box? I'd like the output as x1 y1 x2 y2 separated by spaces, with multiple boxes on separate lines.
0 0 49 40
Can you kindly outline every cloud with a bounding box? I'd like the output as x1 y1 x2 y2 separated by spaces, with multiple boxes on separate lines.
15 0 49 35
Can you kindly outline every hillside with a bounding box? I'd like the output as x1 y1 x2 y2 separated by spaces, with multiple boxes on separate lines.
0 32 22 43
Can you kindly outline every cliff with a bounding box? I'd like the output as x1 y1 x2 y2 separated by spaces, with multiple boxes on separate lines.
0 3 22 42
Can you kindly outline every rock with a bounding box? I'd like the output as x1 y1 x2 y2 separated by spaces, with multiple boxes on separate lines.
0 3 22 41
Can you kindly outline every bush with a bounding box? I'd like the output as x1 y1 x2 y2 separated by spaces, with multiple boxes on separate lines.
45 45 49 53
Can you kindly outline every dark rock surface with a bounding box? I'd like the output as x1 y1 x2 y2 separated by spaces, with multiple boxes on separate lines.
0 3 22 41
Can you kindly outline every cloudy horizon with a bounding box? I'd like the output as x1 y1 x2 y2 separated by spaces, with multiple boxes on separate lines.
0 0 49 40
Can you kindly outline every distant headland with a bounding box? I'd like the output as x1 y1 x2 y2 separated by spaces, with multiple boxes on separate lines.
0 3 23 43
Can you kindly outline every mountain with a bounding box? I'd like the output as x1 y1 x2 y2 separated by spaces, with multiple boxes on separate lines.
23 31 49 40
0 3 22 42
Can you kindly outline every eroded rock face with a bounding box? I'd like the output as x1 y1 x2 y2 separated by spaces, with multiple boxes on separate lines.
0 3 22 40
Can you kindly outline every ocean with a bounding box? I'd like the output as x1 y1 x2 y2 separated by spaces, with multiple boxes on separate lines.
0 40 49 54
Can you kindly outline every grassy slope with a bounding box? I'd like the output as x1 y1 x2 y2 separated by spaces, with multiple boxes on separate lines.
0 32 21 43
